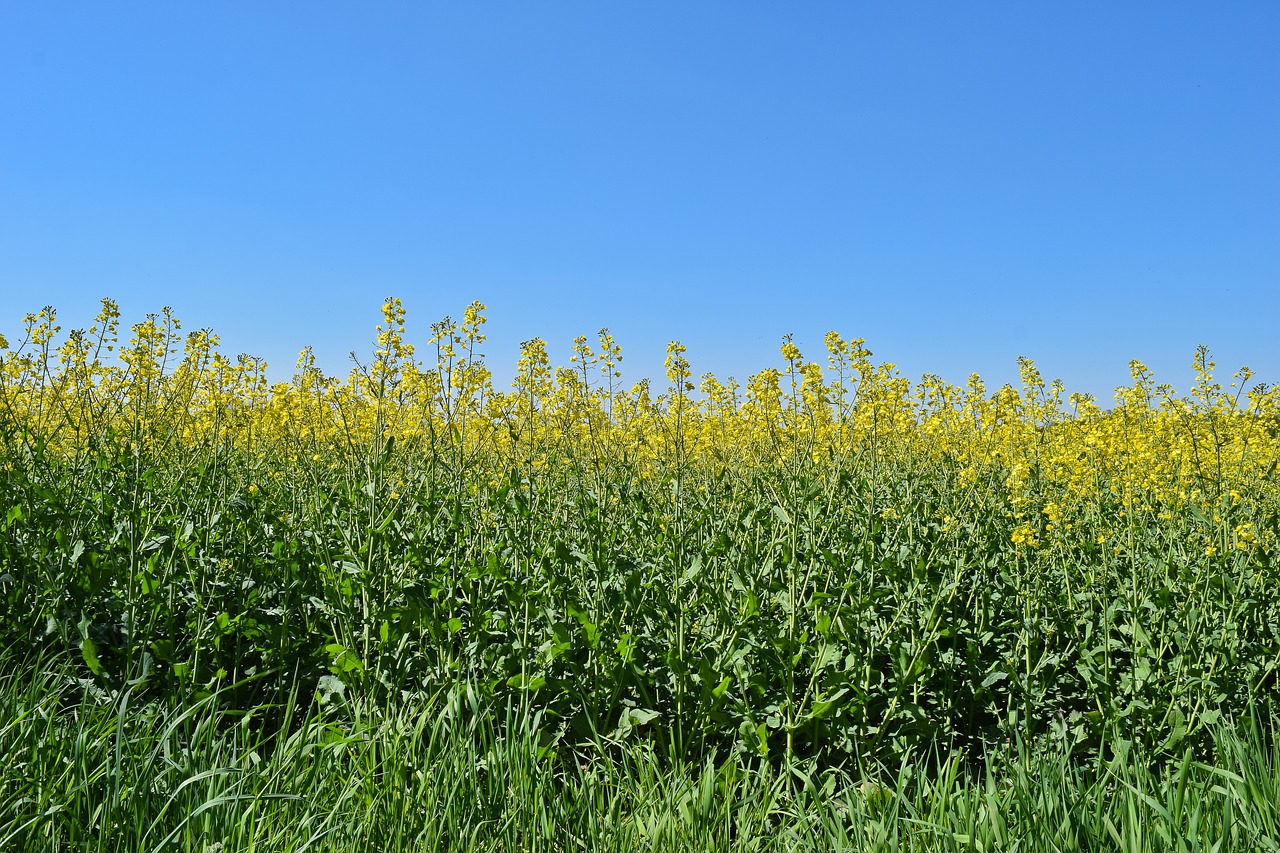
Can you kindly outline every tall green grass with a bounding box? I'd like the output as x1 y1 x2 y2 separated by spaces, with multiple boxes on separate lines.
5 650 1280 851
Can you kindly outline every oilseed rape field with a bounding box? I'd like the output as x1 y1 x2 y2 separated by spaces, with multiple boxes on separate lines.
3 298 1280 851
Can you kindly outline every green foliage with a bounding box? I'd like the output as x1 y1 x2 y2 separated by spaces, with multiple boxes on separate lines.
3 407 1280 848
3 428 1278 771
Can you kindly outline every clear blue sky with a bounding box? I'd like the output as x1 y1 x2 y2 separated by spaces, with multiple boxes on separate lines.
2 3 1276 403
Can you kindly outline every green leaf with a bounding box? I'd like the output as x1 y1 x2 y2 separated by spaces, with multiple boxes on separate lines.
507 673 546 691
981 670 1008 689
317 674 346 702
754 722 770 757
616 633 636 663
325 643 364 674
628 708 660 726
808 688 849 720
151 639 175 662
81 637 103 676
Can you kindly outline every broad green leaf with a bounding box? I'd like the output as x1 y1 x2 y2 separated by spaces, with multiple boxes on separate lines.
81 637 103 676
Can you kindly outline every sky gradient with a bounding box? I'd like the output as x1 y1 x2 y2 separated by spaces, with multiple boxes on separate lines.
2 3 1277 403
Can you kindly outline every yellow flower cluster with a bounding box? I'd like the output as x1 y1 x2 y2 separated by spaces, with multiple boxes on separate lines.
2 299 1277 555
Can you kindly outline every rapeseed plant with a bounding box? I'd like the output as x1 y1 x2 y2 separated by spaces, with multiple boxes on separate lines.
2 297 1277 551
2 297 1278 818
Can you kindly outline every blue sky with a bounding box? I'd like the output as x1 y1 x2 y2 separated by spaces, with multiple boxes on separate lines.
2 3 1276 403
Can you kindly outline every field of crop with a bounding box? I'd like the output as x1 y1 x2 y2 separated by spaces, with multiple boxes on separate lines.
3 298 1280 851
